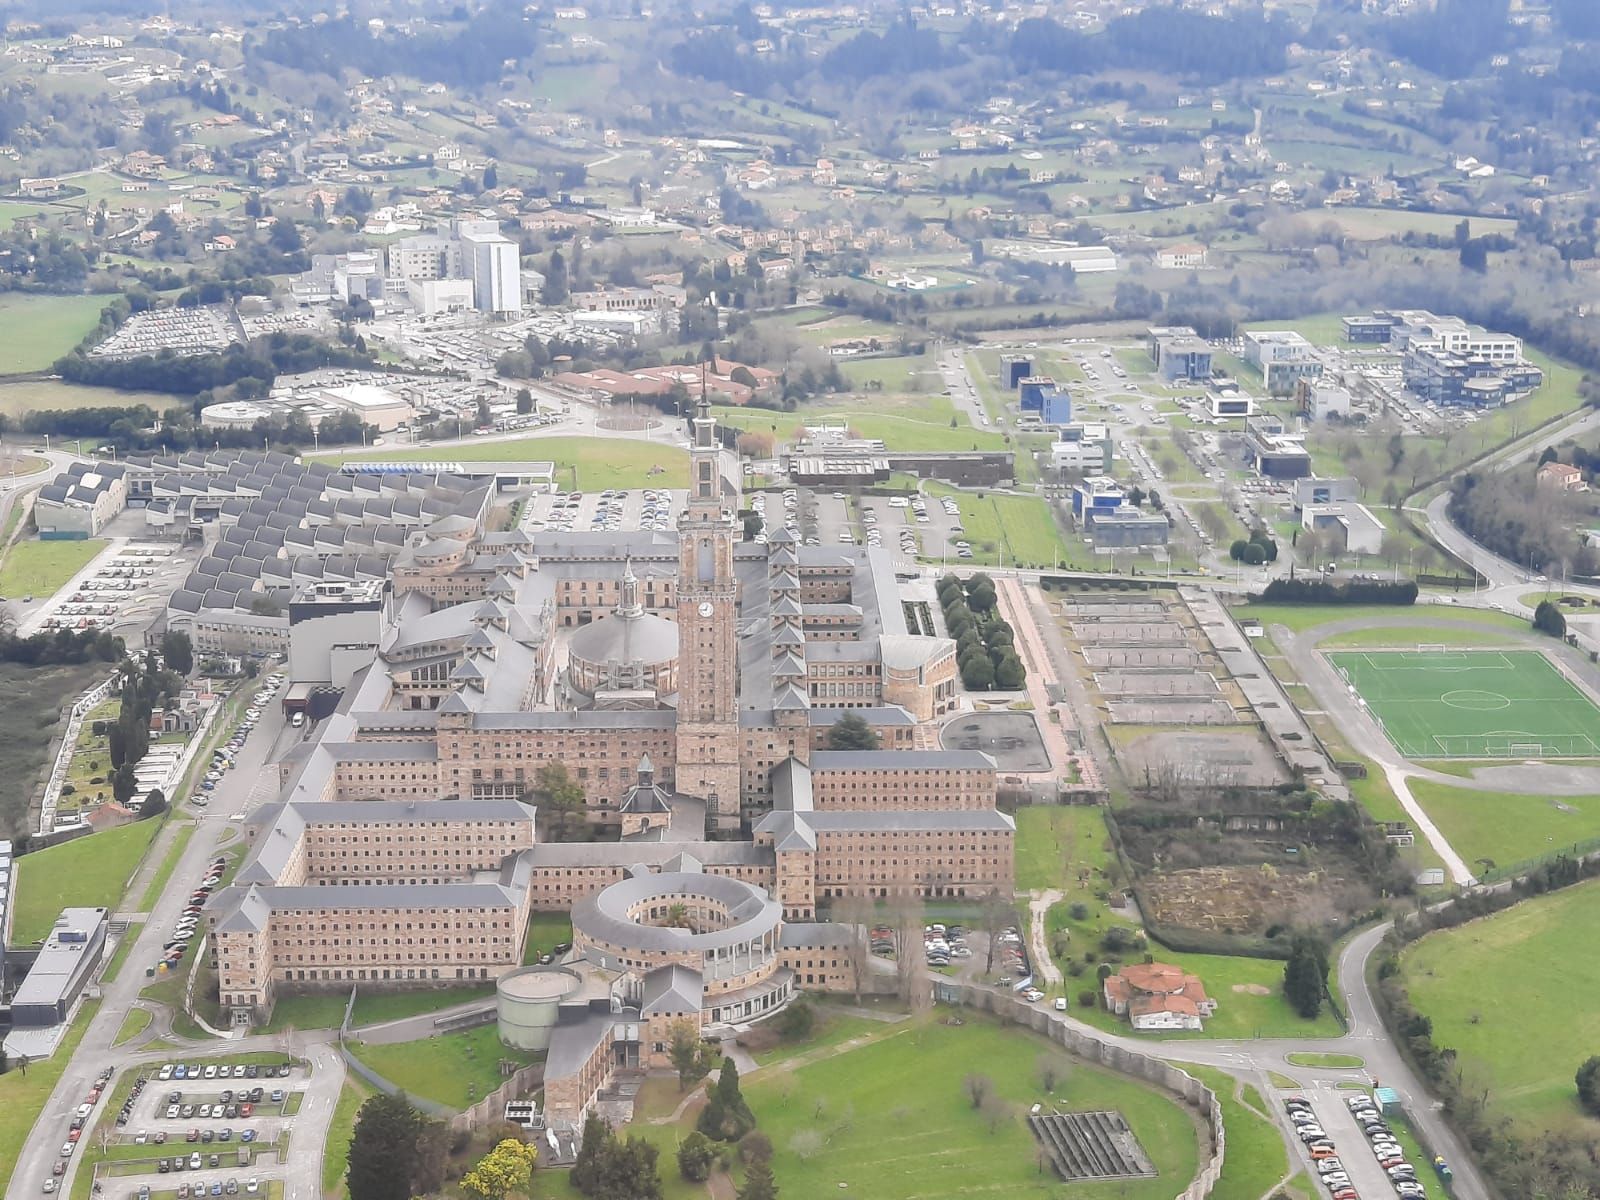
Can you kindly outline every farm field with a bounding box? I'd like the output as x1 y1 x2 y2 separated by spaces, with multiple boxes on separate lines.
10 818 164 943
1408 780 1600 873
1328 649 1600 759
0 293 109 375
315 436 688 491
0 380 176 420
1402 876 1600 1135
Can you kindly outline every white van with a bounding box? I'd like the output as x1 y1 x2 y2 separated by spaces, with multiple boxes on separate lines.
290 712 304 729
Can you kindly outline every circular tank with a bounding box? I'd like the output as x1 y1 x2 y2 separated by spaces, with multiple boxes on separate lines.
496 966 580 1051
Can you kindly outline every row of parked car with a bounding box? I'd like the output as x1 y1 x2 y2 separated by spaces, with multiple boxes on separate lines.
153 856 227 975
156 1062 292 1082
1285 1095 1360 1199
1345 1093 1428 1199
194 675 280 808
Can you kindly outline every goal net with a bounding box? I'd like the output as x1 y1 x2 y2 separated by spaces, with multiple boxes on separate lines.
1432 733 1600 758
1415 643 1447 654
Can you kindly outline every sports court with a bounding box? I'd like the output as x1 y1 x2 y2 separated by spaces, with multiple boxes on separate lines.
1326 648 1600 759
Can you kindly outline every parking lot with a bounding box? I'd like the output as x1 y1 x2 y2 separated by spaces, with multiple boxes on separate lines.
521 487 685 536
47 1056 303 1200
1285 1088 1434 1200
30 542 192 633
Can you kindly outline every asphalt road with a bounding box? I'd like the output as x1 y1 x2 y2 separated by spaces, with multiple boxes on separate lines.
9 700 346 1200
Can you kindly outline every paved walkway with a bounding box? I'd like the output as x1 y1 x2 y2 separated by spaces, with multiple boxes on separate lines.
1026 889 1064 987
994 576 1100 789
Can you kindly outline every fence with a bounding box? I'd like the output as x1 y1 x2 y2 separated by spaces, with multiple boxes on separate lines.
933 981 1223 1200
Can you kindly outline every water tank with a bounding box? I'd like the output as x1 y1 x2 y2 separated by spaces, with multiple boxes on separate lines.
496 967 579 1052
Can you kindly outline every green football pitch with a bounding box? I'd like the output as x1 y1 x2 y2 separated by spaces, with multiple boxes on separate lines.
1327 649 1600 759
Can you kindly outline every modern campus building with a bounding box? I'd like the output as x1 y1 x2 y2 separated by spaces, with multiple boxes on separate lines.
1148 326 1213 382
1341 309 1543 407
1242 330 1324 396
33 462 129 538
205 400 1013 1118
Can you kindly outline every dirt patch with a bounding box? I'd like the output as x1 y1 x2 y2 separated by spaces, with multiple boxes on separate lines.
1138 864 1363 936
1232 983 1270 996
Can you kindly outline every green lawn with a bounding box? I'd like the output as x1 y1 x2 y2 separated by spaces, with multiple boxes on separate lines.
113 1006 153 1046
345 1024 531 1110
136 822 196 912
750 1008 886 1067
312 436 689 491
1328 649 1600 759
1179 1065 1295 1200
1285 1052 1363 1068
522 911 573 963
1402 876 1600 1134
1014 805 1115 893
321 1076 374 1197
11 818 164 943
264 983 494 1033
0 537 106 600
0 1000 100 1196
0 293 110 374
1408 780 1600 872
740 1015 1199 1200
926 483 1070 569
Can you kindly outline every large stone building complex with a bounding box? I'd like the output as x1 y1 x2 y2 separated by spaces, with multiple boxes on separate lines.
207 400 1013 1108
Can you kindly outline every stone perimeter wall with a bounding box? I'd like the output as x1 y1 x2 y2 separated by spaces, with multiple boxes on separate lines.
935 981 1224 1200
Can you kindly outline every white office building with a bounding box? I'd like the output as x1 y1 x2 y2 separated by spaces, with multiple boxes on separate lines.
461 230 523 316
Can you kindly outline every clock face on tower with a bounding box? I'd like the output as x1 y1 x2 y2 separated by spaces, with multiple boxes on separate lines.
697 601 714 617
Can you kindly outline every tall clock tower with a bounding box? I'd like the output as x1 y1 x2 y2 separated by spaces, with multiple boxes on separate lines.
675 397 742 832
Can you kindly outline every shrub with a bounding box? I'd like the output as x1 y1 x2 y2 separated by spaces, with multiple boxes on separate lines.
1076 989 1097 1008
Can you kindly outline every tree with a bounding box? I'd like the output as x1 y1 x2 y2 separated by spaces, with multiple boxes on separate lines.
483 164 499 191
994 652 1025 690
571 1114 614 1197
346 1093 422 1200
535 762 588 841
737 1159 779 1200
962 1072 993 1109
981 888 1012 976
698 1057 756 1142
159 629 193 676
460 1138 538 1200
141 788 166 819
1534 600 1567 638
1577 1057 1600 1116
827 711 879 750
515 388 533 415
1036 1054 1069 1092
668 1019 716 1091
965 573 997 613
961 654 995 690
1282 936 1327 1020
269 216 303 253
834 891 873 1003
775 998 815 1040
677 1131 716 1182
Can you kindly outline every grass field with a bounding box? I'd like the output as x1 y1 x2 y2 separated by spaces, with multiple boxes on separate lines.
739 1016 1200 1200
1239 603 1529 636
345 1025 531 1110
0 380 177 420
11 818 163 943
263 983 494 1034
1408 780 1600 871
0 999 100 1195
136 822 195 911
1014 805 1116 893
113 1006 153 1046
1328 649 1600 759
522 911 573 963
1317 624 1522 649
926 483 1070 569
0 293 109 375
313 436 688 491
1179 1065 1299 1200
0 537 106 600
321 1076 374 1197
1402 876 1600 1134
